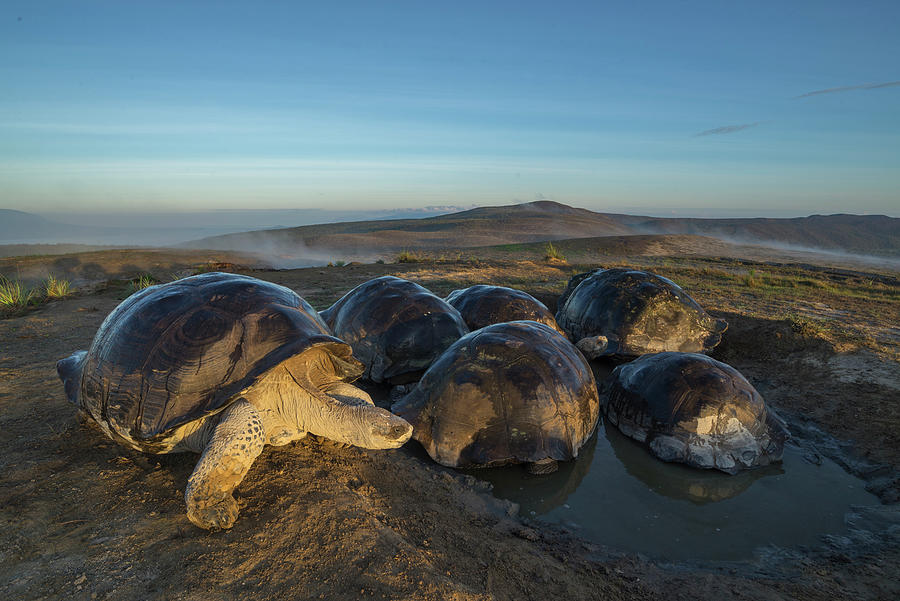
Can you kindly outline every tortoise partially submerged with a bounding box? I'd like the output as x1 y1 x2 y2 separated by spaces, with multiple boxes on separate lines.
57 272 412 530
555 268 727 359
319 276 469 384
604 352 788 474
392 321 600 473
445 284 565 334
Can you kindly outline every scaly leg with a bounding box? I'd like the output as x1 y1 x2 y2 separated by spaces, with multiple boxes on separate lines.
185 400 265 529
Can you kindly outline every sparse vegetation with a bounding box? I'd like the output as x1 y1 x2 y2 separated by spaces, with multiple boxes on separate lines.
128 273 158 294
1 275 77 316
786 313 830 338
741 268 762 288
0 276 35 313
544 241 566 262
397 249 425 263
192 261 217 274
43 275 72 299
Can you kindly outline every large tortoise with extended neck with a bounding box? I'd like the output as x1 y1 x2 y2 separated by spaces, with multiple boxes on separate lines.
57 272 412 529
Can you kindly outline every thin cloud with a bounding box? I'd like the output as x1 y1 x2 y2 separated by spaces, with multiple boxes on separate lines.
0 121 265 135
795 81 900 98
694 122 761 137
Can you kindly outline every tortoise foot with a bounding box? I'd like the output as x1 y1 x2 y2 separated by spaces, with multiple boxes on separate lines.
187 494 239 530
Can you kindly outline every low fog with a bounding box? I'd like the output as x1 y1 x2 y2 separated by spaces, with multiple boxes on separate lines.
0 207 467 247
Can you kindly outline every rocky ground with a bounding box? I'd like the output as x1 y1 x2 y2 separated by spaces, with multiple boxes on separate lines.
1 255 898 600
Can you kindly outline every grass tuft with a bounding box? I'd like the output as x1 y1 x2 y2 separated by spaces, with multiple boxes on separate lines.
544 241 566 262
397 249 424 263
43 275 72 299
0 276 35 312
128 273 158 294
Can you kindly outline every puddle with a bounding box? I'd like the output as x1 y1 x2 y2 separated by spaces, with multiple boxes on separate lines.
470 419 879 561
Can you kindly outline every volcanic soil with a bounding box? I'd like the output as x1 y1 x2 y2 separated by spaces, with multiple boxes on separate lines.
1 255 899 600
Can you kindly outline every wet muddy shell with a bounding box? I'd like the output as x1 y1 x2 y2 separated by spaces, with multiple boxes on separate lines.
445 284 565 334
392 321 600 468
319 276 469 383
75 272 358 450
556 268 728 357
605 352 789 474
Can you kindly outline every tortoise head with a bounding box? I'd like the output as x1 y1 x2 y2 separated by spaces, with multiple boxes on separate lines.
57 350 88 409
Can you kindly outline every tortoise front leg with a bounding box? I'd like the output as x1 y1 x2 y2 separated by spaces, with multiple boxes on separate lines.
185 400 265 530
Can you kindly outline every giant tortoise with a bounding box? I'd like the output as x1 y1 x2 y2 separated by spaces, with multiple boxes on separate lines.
445 284 565 334
555 268 728 358
57 272 412 529
392 321 600 474
319 276 469 383
604 351 788 473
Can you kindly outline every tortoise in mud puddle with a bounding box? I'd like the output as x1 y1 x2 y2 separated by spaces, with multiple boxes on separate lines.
445 284 565 334
555 268 727 359
319 276 469 383
57 273 412 529
392 321 600 474
604 352 788 474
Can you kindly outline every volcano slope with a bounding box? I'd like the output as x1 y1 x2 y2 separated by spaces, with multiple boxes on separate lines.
180 200 900 262
1 252 898 601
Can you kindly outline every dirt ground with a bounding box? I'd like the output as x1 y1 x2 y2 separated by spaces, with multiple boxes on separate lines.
2 257 899 600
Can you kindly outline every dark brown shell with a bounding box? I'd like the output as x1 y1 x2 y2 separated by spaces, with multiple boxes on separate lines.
605 352 788 474
445 284 565 334
392 321 600 468
76 272 358 450
319 276 469 383
556 268 727 357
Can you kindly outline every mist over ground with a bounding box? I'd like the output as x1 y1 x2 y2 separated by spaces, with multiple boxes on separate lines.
2 202 897 272
0 206 469 246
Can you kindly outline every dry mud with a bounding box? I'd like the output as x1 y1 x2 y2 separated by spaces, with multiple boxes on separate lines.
1 261 899 600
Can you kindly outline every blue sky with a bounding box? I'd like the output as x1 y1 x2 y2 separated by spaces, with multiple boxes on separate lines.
1 0 898 217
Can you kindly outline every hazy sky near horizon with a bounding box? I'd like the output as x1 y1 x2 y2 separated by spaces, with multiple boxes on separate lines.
1 1 898 217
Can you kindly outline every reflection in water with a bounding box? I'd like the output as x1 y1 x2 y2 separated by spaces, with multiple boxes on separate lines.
466 431 598 515
604 420 783 504
470 412 878 560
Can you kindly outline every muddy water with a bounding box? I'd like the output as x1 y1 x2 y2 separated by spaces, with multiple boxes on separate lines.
471 419 879 561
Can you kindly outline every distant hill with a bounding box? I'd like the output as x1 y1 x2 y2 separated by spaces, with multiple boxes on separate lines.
0 209 194 246
627 213 900 256
181 201 631 253
182 200 899 257
0 206 472 246
5 202 896 259
0 210 77 241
